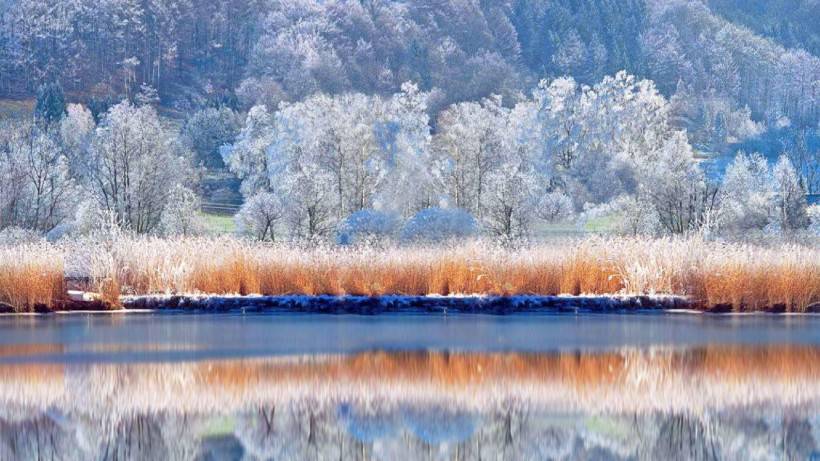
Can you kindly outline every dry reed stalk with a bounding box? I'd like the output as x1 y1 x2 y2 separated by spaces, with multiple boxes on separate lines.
0 244 64 312
3 236 819 311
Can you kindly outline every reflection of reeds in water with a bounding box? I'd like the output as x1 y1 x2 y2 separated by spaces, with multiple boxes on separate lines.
0 346 816 418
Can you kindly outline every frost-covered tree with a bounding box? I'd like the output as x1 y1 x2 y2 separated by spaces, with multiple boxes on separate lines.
784 129 819 194
59 103 96 173
225 83 434 240
0 122 76 232
638 131 719 234
772 155 810 232
520 72 673 208
235 192 285 242
86 101 195 233
718 152 775 233
181 107 241 168
482 150 539 239
432 96 506 216
808 205 820 236
160 185 204 236
377 82 436 216
223 105 276 198
716 152 810 235
535 191 574 223
34 82 67 125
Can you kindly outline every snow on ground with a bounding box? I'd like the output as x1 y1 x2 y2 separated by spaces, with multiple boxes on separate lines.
120 293 691 313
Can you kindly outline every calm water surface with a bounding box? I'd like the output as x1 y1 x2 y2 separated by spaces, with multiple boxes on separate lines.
0 312 817 460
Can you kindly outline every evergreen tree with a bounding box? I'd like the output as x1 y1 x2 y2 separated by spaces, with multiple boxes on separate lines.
34 82 67 125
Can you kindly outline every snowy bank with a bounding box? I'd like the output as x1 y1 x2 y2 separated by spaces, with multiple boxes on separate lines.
120 294 694 314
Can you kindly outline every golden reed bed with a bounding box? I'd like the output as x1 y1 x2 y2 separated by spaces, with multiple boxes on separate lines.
0 346 816 416
0 236 818 312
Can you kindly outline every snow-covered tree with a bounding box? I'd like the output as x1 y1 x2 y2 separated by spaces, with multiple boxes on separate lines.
235 192 285 242
432 96 506 216
377 82 436 216
535 191 574 223
181 107 241 168
86 101 195 233
808 205 820 236
0 122 76 232
719 152 775 233
638 131 718 234
160 185 204 236
772 155 810 232
59 103 96 173
223 105 276 198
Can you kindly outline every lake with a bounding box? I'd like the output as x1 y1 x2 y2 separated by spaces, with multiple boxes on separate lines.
0 312 817 460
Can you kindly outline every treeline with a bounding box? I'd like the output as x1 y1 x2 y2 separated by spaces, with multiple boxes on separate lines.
224 73 817 242
0 0 646 109
2 72 815 244
0 0 817 154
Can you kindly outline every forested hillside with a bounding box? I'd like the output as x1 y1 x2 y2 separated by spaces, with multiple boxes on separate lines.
1 0 816 142
706 0 820 56
0 0 818 241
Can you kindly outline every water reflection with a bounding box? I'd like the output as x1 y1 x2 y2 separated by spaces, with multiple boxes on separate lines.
0 346 817 460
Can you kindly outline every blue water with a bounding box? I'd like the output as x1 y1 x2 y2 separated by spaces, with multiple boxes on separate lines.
0 311 817 363
0 311 817 459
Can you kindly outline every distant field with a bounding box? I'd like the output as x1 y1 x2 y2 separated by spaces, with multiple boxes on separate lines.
200 212 236 235
0 99 33 118
535 215 617 237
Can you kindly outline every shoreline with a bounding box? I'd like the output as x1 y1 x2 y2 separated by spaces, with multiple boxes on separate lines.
2 293 818 315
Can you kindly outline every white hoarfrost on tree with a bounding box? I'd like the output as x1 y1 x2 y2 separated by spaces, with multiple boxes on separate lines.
235 192 285 242
714 150 810 236
431 96 506 216
772 155 810 232
377 82 436 216
808 205 820 236
536 191 574 223
224 82 434 240
59 103 96 173
719 152 775 234
0 122 76 233
86 101 194 234
638 131 718 234
223 105 276 198
160 185 204 237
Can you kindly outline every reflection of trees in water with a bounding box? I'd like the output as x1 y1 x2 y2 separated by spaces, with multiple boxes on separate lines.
0 406 816 460
651 413 719 461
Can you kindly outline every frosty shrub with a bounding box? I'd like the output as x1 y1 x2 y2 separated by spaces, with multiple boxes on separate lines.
772 155 810 232
580 197 661 236
70 199 121 241
719 152 775 233
337 209 400 245
808 205 820 236
235 192 285 241
160 185 204 237
181 107 241 168
400 208 477 243
0 226 43 245
614 196 662 237
536 191 574 222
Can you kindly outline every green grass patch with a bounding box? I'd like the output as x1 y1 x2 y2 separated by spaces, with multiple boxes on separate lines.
200 212 236 235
